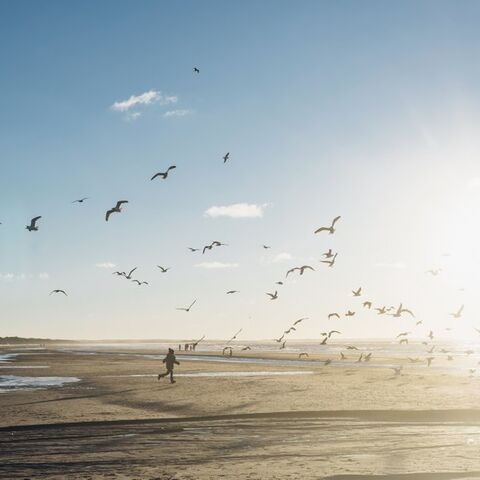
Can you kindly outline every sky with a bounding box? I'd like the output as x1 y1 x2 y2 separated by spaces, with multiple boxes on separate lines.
1 0 480 341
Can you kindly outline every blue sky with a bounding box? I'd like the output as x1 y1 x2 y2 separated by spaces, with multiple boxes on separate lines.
1 0 480 340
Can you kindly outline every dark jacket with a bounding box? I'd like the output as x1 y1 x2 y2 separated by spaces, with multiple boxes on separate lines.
163 352 180 370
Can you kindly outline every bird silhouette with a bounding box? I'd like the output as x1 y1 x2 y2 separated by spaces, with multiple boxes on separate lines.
157 266 171 273
193 67 200 73
396 332 411 338
293 317 308 326
450 305 464 318
345 311 355 317
321 330 341 338
262 245 271 249
150 166 176 181
266 291 278 300
352 287 362 297
399 338 408 345
376 306 387 315
132 280 149 286
189 247 200 252
363 301 372 309
322 249 334 258
314 216 341 235
226 290 239 294
391 303 415 318
286 265 315 277
50 289 67 296
328 313 340 320
72 197 89 203
298 352 309 359
223 152 230 163
125 267 137 280
241 346 251 351
321 253 338 267
26 216 42 232
105 201 128 222
176 299 197 312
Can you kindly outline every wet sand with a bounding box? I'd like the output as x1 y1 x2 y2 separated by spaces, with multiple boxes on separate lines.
1 347 480 479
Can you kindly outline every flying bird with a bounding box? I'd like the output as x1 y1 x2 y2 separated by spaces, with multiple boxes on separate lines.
105 201 128 222
176 299 197 312
226 290 239 294
391 366 403 376
298 352 309 359
150 166 176 181
157 266 171 273
391 303 415 318
345 311 355 317
396 332 411 338
376 306 387 315
450 305 464 319
193 67 200 73
346 345 359 350
322 249 334 259
352 287 362 297
363 301 372 309
426 357 435 367
50 289 67 296
274 334 285 343
328 313 340 320
189 247 200 252
286 265 315 277
262 245 271 249
72 197 89 203
241 346 251 351
266 291 278 300
275 281 284 286
125 268 137 280
223 152 230 163
227 328 242 344
132 280 149 286
321 253 338 268
293 317 308 326
26 216 42 232
321 330 341 338
314 216 341 235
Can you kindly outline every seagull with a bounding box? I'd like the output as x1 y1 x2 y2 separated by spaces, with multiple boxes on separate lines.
428 330 434 340
222 346 233 356
450 305 464 319
286 265 315 278
226 290 239 294
356 353 363 363
157 266 171 273
321 253 338 268
346 345 359 350
293 317 308 326
112 271 126 277
50 289 67 296
275 281 284 286
262 245 271 249
298 352 309 359
125 267 137 280
426 357 435 367
72 197 89 204
274 334 285 343
328 313 340 320
150 166 176 181
391 303 415 318
266 291 278 300
416 320 423 326
363 301 372 309
132 280 149 285
352 287 362 297
223 152 230 163
176 299 197 312
284 327 296 334
320 336 328 345
189 247 200 252
193 67 200 73
314 216 341 235
322 249 334 259
227 328 242 344
345 311 355 317
376 306 387 315
280 340 287 350
321 330 341 338
105 201 128 222
396 332 411 338
26 216 42 232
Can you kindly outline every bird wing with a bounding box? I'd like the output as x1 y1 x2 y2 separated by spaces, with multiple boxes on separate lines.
31 216 42 227
116 200 128 208
167 165 177 172
331 216 341 227
189 299 197 309
314 226 329 234
150 173 161 180
105 209 114 221
128 267 137 277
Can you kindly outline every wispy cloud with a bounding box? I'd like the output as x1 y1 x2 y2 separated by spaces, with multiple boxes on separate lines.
164 109 193 118
0 272 49 281
374 262 407 269
111 90 177 112
95 262 116 269
204 203 268 219
195 262 239 269
271 252 292 263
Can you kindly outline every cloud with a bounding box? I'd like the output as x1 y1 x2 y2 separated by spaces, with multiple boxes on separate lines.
164 109 192 118
374 262 407 269
95 262 116 269
271 252 292 263
125 112 142 122
195 262 239 269
204 203 267 219
111 90 177 112
0 272 49 281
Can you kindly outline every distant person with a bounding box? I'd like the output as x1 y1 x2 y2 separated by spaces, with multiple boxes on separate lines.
158 348 180 384
185 343 189 351
178 344 181 351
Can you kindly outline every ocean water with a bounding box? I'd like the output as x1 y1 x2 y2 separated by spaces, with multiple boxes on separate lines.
0 375 80 392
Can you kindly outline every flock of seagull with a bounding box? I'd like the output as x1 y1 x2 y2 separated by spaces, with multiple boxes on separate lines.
6 66 476 378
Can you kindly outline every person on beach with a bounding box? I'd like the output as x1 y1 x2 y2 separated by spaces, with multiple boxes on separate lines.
158 348 180 384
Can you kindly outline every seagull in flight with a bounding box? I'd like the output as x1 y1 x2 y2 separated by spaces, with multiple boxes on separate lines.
328 313 340 320
321 253 338 268
274 334 285 343
151 166 176 181
293 317 308 326
321 330 341 338
352 287 362 297
177 299 197 312
262 245 271 249
345 311 355 317
363 301 372 309
105 201 128 222
72 197 89 204
125 268 137 280
132 280 149 285
26 216 42 232
391 303 415 318
286 265 315 278
266 291 278 300
223 152 230 163
50 289 67 296
314 216 341 235
322 249 334 259
450 305 464 319
375 306 387 315
226 290 239 294
157 266 171 273
193 67 200 73
298 352 309 359
275 281 284 286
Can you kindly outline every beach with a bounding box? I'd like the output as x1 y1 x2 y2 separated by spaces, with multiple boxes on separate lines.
1 344 480 479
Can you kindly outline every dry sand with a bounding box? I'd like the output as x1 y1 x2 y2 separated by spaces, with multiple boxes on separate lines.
1 347 480 479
